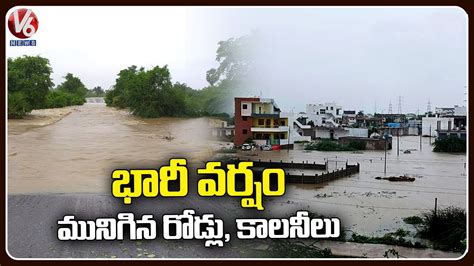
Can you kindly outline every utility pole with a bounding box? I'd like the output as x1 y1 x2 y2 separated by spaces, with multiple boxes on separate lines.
287 125 290 153
434 198 438 218
419 126 422 151
429 124 432 144
384 132 387 175
397 127 400 156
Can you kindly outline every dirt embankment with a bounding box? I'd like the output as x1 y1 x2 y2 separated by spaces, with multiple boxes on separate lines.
8 106 78 134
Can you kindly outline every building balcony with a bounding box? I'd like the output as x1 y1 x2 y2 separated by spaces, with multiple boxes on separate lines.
251 126 289 133
251 113 280 119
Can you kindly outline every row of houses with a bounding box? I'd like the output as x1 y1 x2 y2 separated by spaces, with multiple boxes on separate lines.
209 97 467 147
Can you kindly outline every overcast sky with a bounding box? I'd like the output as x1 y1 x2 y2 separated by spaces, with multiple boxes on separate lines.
6 7 467 114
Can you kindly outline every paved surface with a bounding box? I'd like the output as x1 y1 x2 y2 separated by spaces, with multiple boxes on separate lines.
7 193 256 258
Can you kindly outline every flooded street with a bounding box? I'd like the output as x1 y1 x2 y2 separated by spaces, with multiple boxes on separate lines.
238 136 467 236
8 103 215 194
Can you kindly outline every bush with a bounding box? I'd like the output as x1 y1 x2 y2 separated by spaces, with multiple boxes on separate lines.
350 230 424 248
8 92 32 118
418 206 466 252
304 140 364 151
403 216 423 225
45 91 86 108
433 136 466 153
347 141 366 150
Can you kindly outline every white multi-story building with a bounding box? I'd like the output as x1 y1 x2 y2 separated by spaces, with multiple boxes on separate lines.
306 102 343 127
422 116 455 137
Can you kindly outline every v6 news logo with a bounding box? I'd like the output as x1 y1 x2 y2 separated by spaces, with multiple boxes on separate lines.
8 8 38 46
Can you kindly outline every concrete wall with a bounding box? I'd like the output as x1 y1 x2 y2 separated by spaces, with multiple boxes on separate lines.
346 128 369 138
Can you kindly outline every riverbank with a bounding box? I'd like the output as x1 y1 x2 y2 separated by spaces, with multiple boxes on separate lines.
8 106 78 135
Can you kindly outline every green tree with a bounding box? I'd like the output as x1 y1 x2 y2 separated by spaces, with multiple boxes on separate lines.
8 55 54 110
206 35 255 86
87 86 105 97
57 73 88 98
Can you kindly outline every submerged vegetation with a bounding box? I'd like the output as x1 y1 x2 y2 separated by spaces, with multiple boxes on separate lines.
304 140 366 151
349 229 425 248
401 206 466 252
433 136 466 153
417 206 466 252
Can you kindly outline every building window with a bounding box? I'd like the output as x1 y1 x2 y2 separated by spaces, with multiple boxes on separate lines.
242 104 248 110
331 106 334 110
243 129 248 134
258 119 264 125
243 117 248 121
326 106 328 110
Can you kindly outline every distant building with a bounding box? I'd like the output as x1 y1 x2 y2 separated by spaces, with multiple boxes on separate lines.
342 110 357 126
374 113 406 123
234 97 292 147
306 102 342 127
436 129 466 141
208 119 234 140
422 116 455 137
435 107 455 117
311 127 368 140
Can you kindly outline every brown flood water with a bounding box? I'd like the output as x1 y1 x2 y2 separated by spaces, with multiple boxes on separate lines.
8 103 215 194
238 136 467 236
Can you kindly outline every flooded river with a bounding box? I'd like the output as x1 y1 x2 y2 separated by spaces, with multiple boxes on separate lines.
8 103 215 194
237 136 467 236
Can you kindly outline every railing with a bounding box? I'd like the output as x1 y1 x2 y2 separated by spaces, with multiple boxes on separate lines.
251 113 280 118
242 159 360 184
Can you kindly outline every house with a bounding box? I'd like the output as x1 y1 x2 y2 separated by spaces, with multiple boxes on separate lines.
234 97 292 147
436 129 466 141
306 102 343 127
421 116 455 137
435 107 455 117
208 119 235 140
342 110 357 126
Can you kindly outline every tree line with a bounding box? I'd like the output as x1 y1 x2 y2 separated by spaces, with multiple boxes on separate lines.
8 34 252 119
105 35 251 118
7 56 97 118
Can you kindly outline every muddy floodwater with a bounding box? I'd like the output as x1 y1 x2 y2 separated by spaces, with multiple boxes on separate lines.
8 103 215 194
237 136 467 237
